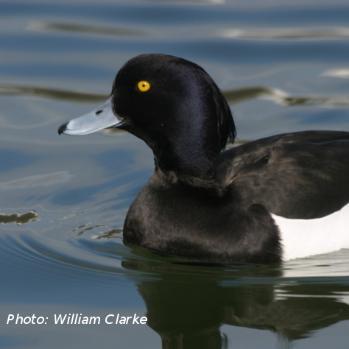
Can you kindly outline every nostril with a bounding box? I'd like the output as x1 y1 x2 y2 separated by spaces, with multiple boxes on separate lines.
58 122 68 135
96 109 103 115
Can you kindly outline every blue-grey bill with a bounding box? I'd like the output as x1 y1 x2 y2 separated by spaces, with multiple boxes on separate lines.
61 98 123 135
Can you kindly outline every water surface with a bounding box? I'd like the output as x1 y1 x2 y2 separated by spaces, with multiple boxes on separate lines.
1 1 349 348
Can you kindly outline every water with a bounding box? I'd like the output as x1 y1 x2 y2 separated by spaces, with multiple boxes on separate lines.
1 0 349 348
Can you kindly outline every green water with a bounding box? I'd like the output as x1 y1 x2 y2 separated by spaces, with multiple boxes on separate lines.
1 1 349 348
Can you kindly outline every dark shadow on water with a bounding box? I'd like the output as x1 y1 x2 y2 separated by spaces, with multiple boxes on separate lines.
121 255 349 348
0 211 38 224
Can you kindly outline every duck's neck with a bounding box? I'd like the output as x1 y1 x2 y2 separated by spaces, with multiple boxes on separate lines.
153 140 219 180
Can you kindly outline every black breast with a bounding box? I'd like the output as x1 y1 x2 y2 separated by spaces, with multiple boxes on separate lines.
123 174 281 264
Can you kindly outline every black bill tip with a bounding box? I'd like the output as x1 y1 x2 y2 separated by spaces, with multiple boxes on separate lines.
58 122 68 135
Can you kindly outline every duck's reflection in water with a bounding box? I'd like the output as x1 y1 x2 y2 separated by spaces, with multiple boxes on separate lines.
123 257 349 349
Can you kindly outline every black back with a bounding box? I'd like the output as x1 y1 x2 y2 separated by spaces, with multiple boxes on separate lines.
217 131 349 218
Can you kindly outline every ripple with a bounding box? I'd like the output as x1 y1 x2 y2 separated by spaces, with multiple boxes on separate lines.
72 223 123 239
0 171 73 190
221 27 349 40
0 228 177 281
92 228 123 239
224 86 349 107
73 223 106 236
0 231 126 276
0 228 271 282
1 225 348 292
322 68 349 78
0 84 105 103
28 21 145 38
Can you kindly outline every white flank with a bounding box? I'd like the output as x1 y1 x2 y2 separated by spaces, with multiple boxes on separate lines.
272 203 349 261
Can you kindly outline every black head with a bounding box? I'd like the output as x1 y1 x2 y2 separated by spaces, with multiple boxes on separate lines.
111 54 235 177
59 54 236 178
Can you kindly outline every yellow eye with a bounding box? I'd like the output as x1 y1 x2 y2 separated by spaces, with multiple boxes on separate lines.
137 80 151 92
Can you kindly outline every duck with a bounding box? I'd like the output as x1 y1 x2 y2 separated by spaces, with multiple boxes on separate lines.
58 54 349 264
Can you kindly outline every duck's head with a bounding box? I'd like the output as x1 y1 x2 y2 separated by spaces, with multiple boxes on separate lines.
58 54 235 178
